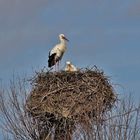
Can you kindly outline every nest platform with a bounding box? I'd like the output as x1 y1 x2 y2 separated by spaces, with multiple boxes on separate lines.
26 67 117 140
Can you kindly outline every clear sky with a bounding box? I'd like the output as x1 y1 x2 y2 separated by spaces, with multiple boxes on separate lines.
0 1 140 101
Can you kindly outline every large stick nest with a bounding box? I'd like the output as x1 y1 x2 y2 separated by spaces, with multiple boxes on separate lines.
27 67 116 121
26 67 117 139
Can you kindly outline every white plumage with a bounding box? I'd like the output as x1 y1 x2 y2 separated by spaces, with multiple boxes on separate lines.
48 34 69 69
65 61 77 72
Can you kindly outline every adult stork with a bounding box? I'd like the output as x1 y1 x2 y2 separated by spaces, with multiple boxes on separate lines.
48 34 69 70
65 61 77 72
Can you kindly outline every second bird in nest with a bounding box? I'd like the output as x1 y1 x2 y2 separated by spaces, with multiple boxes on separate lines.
65 61 77 72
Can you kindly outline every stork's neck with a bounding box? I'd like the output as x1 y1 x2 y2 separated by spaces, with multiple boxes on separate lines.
60 39 67 46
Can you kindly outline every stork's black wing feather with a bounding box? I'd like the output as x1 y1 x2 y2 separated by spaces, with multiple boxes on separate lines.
48 53 56 67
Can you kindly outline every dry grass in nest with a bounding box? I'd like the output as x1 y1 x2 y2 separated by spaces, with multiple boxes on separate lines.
26 67 117 139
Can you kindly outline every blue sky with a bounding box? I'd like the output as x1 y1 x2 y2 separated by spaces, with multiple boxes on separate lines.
0 0 140 99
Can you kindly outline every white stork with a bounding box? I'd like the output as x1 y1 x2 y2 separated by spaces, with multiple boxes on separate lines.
48 34 69 70
65 61 77 72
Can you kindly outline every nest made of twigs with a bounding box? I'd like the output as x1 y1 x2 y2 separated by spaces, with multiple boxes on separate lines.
26 67 116 124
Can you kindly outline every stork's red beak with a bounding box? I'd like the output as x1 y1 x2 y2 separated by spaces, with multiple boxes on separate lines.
63 36 69 42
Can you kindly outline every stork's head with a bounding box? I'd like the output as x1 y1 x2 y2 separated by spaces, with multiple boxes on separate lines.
66 61 71 65
59 34 69 42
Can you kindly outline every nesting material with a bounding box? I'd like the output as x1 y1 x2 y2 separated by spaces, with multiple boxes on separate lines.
27 67 116 121
26 67 117 139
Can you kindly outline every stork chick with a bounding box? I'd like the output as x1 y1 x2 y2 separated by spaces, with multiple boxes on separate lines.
65 61 77 72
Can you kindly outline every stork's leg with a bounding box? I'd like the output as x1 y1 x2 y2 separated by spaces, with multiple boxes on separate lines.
59 60 61 69
54 60 57 72
54 64 56 71
57 61 59 71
